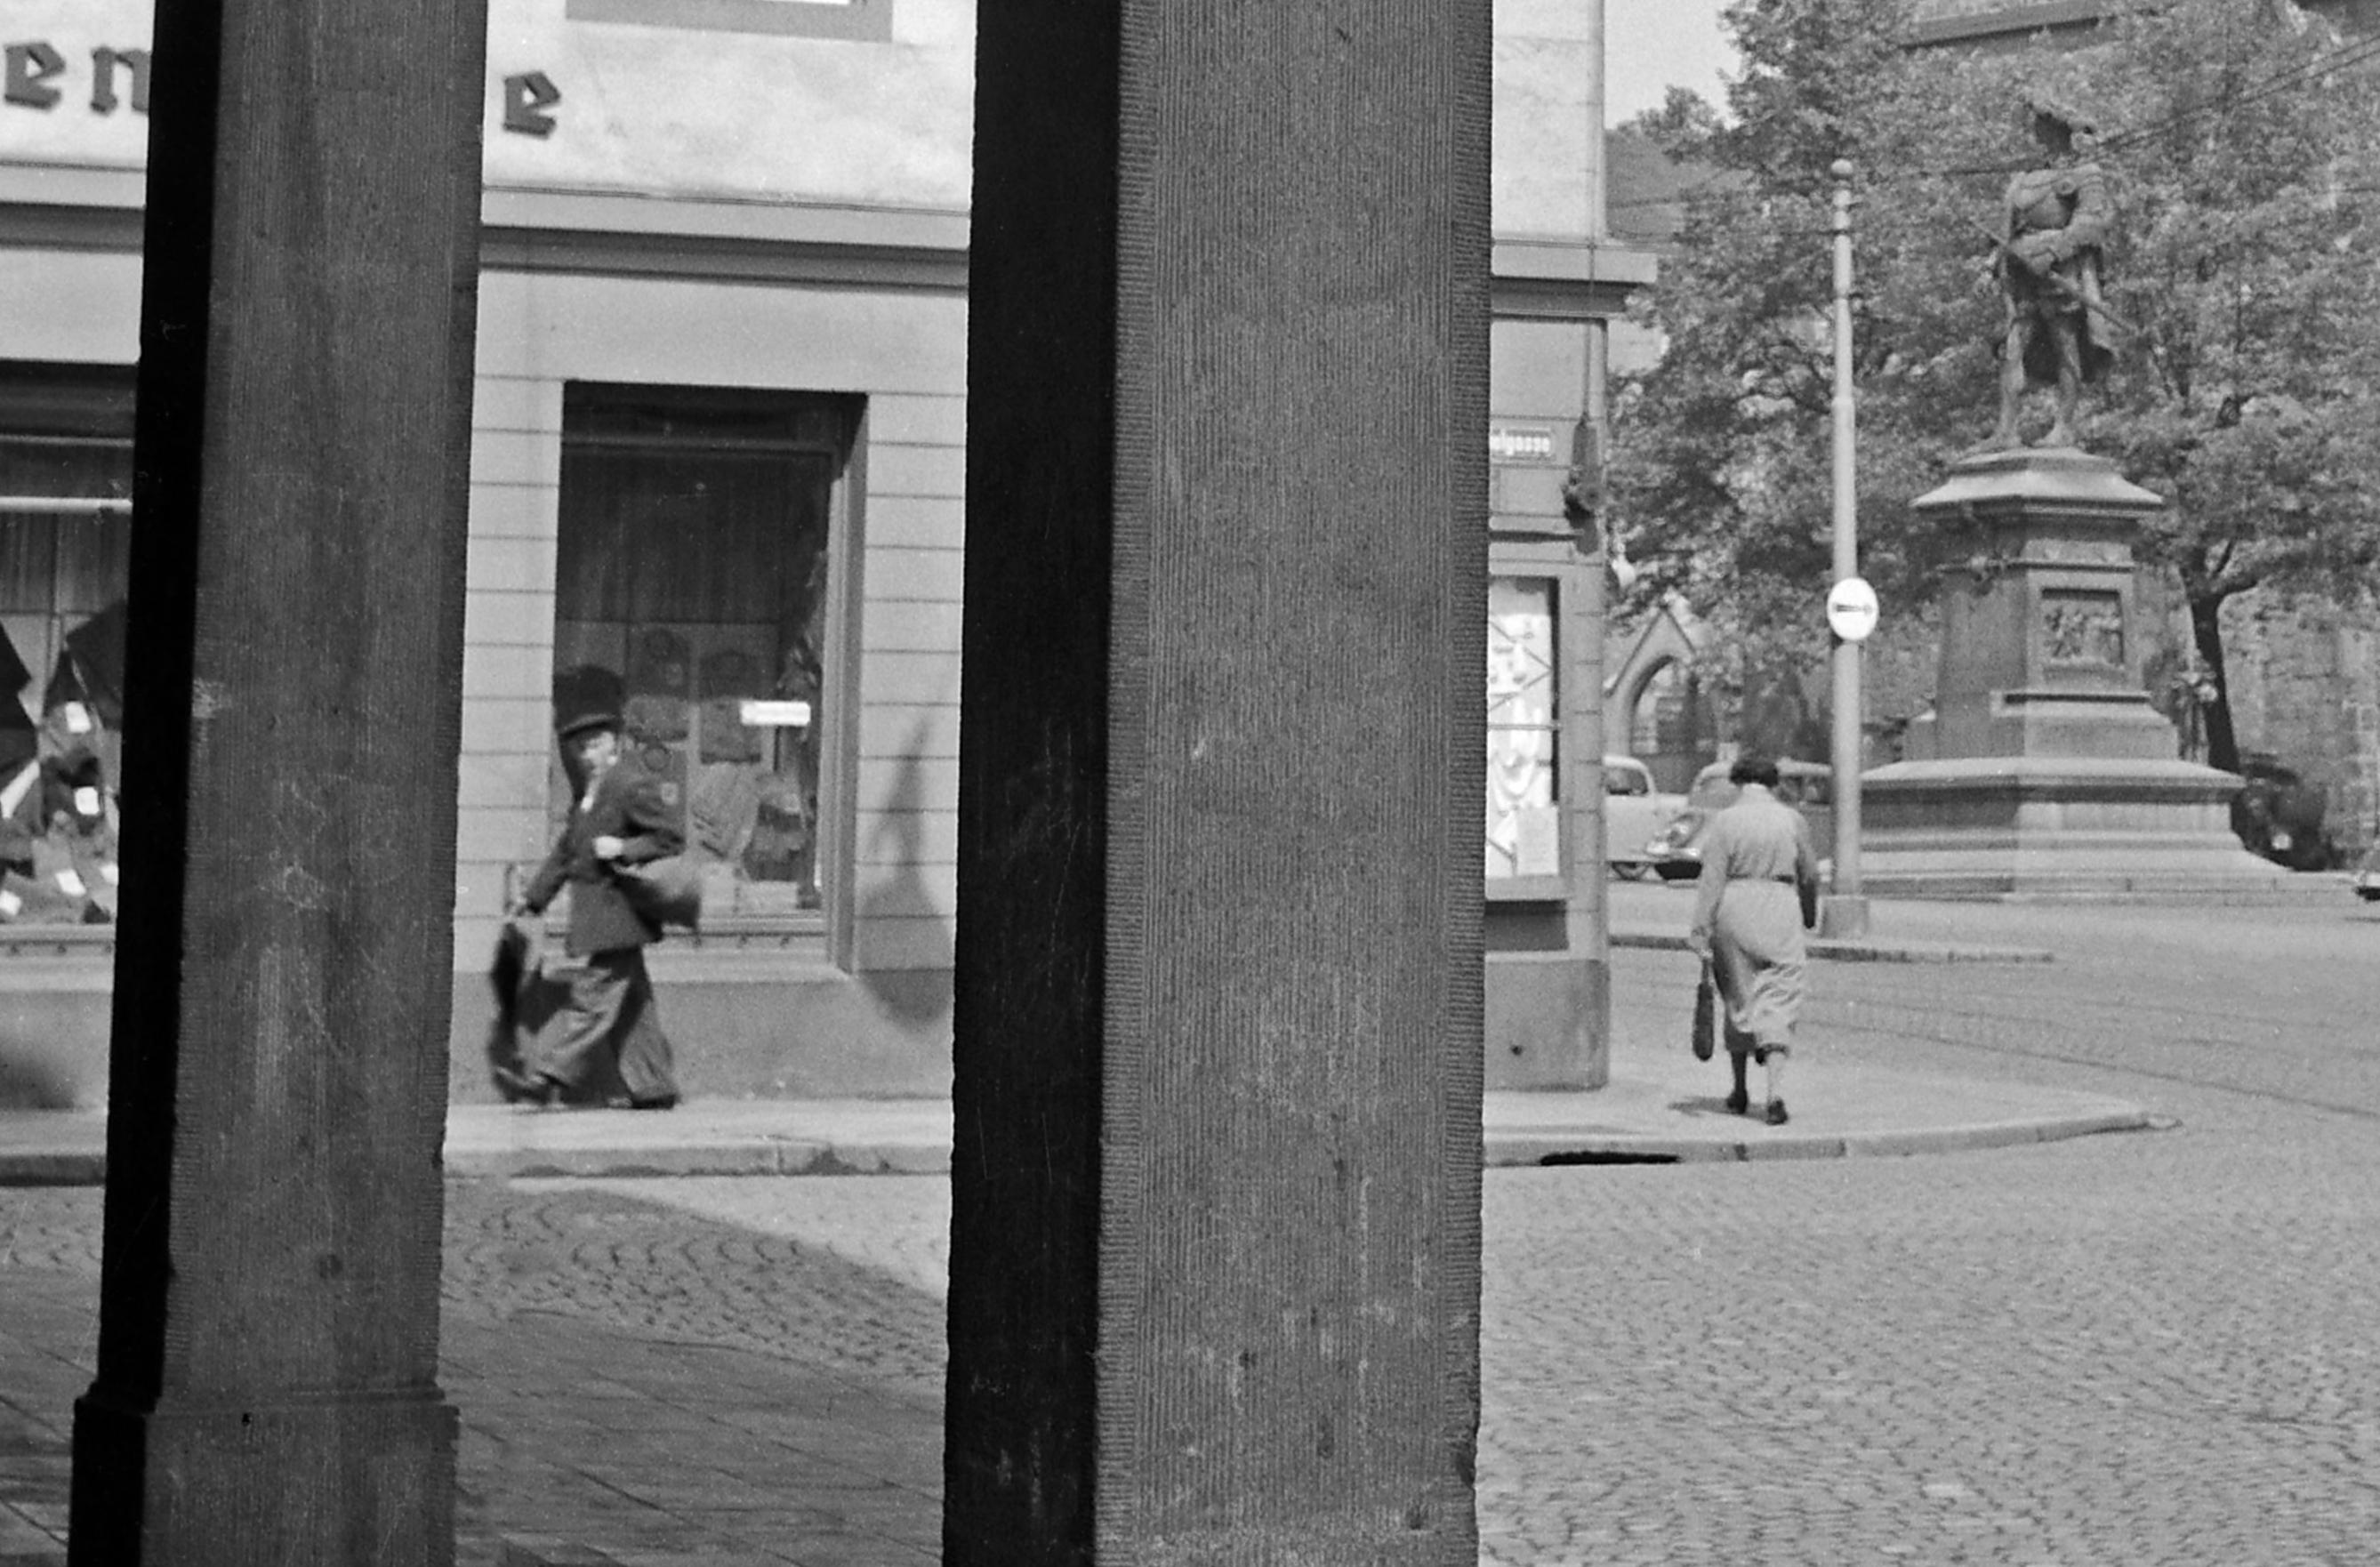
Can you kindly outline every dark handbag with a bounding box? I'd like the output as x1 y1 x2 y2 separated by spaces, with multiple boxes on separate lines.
611 854 704 932
1798 871 1821 931
1691 960 1717 1061
486 917 572 1101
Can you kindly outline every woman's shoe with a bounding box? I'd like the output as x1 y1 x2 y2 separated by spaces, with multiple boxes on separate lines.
1724 1089 1749 1116
492 1065 558 1107
627 1093 679 1112
1765 1098 1789 1126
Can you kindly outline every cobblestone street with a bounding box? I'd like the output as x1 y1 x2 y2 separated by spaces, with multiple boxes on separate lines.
1486 891 2380 1566
5 896 2379 1563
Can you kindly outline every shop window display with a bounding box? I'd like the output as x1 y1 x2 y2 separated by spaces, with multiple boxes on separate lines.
554 384 848 922
1486 575 1560 883
0 365 132 930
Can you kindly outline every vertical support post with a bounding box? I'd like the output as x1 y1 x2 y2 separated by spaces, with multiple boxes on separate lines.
1577 317 1612 1064
67 0 487 1561
1580 0 1618 876
1580 309 1618 976
1579 0 1612 945
946 0 1489 1559
1823 157 1870 939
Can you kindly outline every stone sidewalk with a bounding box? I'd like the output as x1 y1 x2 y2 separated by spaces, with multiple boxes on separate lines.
0 911 2158 1564
0 923 2140 1185
0 1053 2143 1184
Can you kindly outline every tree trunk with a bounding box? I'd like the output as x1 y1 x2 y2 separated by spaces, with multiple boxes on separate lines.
2190 592 2240 775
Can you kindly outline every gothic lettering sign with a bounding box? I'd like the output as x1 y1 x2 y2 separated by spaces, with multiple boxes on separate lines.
503 71 561 137
3 44 557 133
3 43 147 113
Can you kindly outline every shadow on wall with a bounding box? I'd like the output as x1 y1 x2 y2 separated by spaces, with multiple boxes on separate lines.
0 982 113 1109
855 719 953 1026
0 1048 80 1109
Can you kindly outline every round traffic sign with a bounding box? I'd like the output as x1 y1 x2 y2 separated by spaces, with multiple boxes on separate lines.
1827 576 1879 642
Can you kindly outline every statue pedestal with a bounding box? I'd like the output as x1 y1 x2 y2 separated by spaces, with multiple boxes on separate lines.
1862 447 2288 898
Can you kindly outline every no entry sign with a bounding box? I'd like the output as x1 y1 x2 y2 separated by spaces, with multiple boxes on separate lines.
1827 576 1880 642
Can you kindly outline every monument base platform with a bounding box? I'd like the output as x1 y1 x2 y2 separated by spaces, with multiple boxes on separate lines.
1861 755 2298 901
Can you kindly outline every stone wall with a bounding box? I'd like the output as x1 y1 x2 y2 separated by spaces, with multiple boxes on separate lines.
2129 567 2380 857
2214 592 2380 856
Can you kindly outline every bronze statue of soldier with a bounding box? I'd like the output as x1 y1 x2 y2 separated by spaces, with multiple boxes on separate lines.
1991 99 2116 449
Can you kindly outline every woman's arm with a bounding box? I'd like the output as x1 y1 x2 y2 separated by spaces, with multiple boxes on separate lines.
610 773 685 863
1687 812 1733 958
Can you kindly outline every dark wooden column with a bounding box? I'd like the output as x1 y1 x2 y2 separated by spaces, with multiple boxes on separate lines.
947 2 1489 1560
67 0 487 1560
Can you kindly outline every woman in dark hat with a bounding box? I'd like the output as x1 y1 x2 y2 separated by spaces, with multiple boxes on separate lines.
502 705 684 1109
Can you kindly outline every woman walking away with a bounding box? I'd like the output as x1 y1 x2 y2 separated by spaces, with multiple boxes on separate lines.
1687 755 1821 1125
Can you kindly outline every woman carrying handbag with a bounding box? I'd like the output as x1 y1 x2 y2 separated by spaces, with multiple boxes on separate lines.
1685 755 1821 1125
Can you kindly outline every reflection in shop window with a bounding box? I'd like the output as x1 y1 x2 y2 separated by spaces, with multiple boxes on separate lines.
1486 575 1560 881
555 384 851 922
0 365 131 931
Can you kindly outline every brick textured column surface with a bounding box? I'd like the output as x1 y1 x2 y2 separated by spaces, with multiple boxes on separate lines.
948 4 1489 1562
68 0 487 1561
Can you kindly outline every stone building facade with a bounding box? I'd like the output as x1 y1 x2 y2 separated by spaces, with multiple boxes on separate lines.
0 0 1648 1105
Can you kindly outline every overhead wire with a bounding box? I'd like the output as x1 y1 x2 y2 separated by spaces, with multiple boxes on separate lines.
1604 20 2380 207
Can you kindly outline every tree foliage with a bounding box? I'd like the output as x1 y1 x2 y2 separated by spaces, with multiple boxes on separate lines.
1611 0 2380 769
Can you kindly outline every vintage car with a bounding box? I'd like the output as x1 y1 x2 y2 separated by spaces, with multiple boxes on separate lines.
2352 840 2380 902
2229 751 2336 872
1602 754 1687 880
1644 759 1836 882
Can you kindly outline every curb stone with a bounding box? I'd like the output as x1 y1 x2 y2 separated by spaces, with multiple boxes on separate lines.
4 1113 2160 1185
498 1541 623 1567
0 1153 101 1186
1483 1106 2151 1167
1611 929 2057 965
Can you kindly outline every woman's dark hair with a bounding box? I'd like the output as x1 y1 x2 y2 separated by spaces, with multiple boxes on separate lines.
1729 753 1781 789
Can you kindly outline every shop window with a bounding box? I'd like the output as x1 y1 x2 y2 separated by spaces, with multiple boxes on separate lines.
0 364 131 935
566 0 893 41
1486 575 1560 889
554 384 854 928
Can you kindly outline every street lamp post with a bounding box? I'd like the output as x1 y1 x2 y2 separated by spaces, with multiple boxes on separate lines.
1823 157 1870 939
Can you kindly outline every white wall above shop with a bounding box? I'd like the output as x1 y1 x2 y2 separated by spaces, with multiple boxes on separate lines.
480 0 972 206
6 0 1599 239
2 0 976 209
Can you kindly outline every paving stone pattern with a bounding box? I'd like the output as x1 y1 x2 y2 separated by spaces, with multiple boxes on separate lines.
1 1185 945 1567
4 897 2380 1564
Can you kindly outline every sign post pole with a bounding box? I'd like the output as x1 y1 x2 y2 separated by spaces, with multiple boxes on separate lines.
1824 157 1870 939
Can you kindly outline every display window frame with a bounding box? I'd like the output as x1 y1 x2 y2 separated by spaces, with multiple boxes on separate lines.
547 381 864 954
1486 571 1567 902
0 361 134 955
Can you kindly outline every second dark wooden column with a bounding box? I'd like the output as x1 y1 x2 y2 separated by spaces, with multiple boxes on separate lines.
67 0 487 1560
948 2 1491 1560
